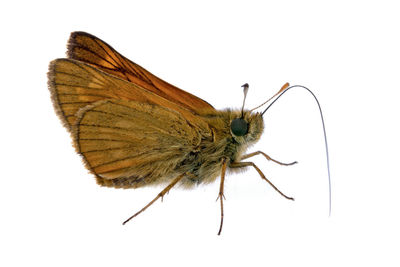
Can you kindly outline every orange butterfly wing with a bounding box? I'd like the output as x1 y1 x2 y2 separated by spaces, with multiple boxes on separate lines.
48 33 215 188
74 99 202 188
48 58 210 132
48 59 213 188
67 31 215 114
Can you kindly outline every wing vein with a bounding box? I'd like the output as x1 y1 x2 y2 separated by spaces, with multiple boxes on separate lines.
73 45 120 69
55 83 109 91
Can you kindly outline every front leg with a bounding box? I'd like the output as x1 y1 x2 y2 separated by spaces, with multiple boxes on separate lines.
230 161 294 200
241 151 297 166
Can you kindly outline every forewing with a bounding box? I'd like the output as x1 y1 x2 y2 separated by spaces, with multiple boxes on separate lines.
48 59 210 132
74 99 201 188
67 31 215 113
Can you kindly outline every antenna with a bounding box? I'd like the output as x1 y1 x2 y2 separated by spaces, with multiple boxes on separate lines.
262 85 332 216
241 83 249 118
250 83 289 112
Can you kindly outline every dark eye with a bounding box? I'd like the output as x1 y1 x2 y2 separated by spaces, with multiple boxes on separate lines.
231 118 248 136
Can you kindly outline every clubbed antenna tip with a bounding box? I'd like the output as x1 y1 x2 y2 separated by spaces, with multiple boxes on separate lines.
241 83 249 117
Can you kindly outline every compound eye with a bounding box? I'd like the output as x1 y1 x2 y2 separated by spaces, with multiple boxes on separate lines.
231 118 248 136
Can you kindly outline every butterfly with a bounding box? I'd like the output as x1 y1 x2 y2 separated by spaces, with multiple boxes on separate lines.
48 32 304 235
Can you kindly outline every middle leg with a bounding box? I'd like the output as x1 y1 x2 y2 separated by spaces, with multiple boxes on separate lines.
217 158 228 235
230 161 294 200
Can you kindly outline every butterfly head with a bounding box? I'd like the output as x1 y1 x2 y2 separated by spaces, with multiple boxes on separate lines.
229 83 263 145
230 110 264 145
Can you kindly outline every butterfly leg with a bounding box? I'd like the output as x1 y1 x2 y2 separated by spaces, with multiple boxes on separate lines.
230 161 294 200
122 173 186 225
216 158 228 235
241 151 297 166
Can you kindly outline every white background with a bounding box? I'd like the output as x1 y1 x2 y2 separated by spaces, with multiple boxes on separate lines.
1 1 399 266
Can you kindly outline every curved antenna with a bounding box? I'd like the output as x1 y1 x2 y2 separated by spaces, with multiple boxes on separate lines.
262 85 331 216
250 82 289 112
